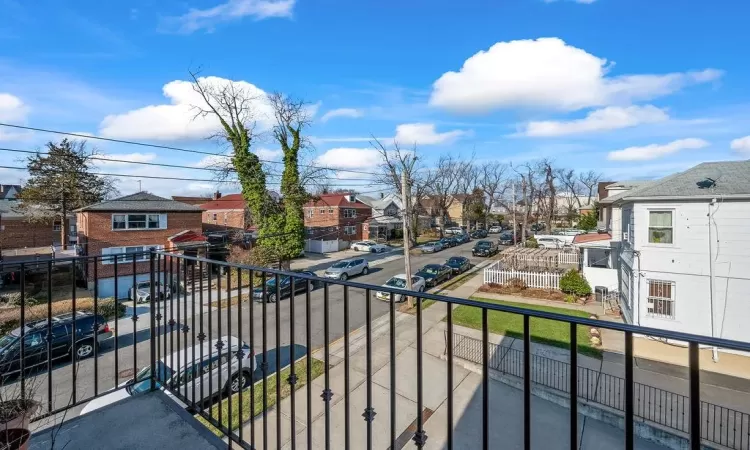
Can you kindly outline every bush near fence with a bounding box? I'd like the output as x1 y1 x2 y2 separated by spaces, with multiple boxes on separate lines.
0 298 125 335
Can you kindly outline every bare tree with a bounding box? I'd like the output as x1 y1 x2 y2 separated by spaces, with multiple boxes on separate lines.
513 163 540 239
430 155 463 233
478 161 509 228
578 170 603 206
454 159 479 227
540 159 558 233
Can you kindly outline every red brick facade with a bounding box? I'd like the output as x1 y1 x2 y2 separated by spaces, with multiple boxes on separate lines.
199 194 250 233
303 194 372 242
77 210 203 279
0 217 58 250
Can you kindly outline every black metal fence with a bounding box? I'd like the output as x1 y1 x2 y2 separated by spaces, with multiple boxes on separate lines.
453 331 750 450
2 249 750 450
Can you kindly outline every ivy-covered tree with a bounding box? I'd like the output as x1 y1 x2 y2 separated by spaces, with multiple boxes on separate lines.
17 139 117 249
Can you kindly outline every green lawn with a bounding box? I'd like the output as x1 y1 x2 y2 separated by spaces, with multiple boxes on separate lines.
452 297 601 358
198 357 325 435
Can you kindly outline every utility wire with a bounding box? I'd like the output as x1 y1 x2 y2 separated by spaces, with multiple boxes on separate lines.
0 122 378 176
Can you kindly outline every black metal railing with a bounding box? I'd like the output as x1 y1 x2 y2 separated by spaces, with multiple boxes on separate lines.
2 249 750 450
452 331 750 450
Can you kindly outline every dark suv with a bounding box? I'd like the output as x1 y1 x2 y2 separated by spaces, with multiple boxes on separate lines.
0 312 113 377
472 240 499 257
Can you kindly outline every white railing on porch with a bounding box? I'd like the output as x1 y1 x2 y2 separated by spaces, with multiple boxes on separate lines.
483 265 561 289
557 251 579 265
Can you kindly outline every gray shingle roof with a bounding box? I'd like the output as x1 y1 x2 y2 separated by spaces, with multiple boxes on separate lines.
76 192 202 212
618 160 750 200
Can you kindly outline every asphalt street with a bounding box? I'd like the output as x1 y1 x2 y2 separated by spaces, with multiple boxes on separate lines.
13 240 495 425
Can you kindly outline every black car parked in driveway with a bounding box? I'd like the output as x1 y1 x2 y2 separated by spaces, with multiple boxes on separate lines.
472 240 499 257
445 256 471 274
0 311 113 377
414 264 453 288
252 270 322 302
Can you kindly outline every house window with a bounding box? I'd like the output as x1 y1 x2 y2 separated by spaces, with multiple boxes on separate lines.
328 208 334 214
648 211 673 244
101 245 163 264
307 209 313 218
319 208 325 214
344 225 356 235
343 209 357 218
112 213 166 230
647 280 675 319
53 223 61 231
212 213 218 222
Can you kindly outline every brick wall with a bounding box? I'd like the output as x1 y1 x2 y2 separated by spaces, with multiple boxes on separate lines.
78 211 203 279
201 209 247 232
0 217 57 250
304 205 371 242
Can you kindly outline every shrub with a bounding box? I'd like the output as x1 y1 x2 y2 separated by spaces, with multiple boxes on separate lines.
506 277 528 290
559 270 592 296
525 236 539 248
564 294 578 303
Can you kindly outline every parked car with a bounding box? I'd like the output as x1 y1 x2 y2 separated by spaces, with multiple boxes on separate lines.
415 264 453 288
536 237 565 249
498 231 517 246
453 233 470 244
472 240 499 257
470 229 488 239
323 258 369 281
439 237 456 248
443 227 463 235
374 274 426 302
488 226 502 233
420 241 443 253
559 229 585 236
445 256 471 274
252 271 320 302
0 312 113 377
80 336 255 415
128 280 172 304
351 240 389 253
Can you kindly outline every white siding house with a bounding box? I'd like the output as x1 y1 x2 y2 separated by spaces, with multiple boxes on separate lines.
611 161 750 345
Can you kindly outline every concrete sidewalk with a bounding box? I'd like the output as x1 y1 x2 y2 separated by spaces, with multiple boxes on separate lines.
239 293 666 449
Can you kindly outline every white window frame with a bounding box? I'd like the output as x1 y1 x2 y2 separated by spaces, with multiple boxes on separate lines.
647 210 674 245
52 223 61 231
343 209 357 218
111 213 166 230
101 245 163 264
646 279 675 319
344 225 356 235
328 207 334 215
319 207 326 214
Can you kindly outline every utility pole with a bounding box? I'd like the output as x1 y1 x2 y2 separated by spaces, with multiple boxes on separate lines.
401 170 414 308
512 181 517 245
61 192 68 251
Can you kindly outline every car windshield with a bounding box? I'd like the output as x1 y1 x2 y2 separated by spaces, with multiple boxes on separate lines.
385 277 407 288
331 261 350 269
476 241 491 247
266 276 289 286
128 362 173 395
0 334 18 349
447 257 462 264
137 282 150 290
421 266 440 274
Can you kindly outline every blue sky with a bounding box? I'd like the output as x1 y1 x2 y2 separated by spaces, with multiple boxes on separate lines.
1 0 749 196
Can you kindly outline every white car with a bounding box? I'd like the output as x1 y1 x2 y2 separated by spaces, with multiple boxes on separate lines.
536 237 565 249
488 226 502 233
560 229 585 236
80 336 255 415
443 227 464 235
374 274 426 302
351 241 389 253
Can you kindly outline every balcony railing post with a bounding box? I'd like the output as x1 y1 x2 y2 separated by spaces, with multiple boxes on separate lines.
149 248 156 391
625 331 634 450
689 342 701 450
523 315 531 450
570 322 578 450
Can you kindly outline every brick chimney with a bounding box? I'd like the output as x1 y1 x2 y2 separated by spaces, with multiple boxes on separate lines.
213 190 222 200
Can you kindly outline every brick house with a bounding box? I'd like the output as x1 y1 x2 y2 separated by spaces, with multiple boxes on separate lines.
198 192 250 234
303 193 372 252
76 192 205 298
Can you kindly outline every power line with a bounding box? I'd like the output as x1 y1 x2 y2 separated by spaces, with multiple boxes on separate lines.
0 122 379 176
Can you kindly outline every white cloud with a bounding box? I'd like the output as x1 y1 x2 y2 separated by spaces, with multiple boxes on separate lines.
99 76 273 141
607 138 710 161
94 152 158 167
730 136 750 154
521 105 669 137
193 147 282 169
162 0 295 33
394 123 467 145
0 93 29 122
320 108 363 122
429 37 722 113
255 148 283 160
315 148 381 169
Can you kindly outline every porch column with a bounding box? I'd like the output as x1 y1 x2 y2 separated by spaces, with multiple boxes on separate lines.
583 247 589 268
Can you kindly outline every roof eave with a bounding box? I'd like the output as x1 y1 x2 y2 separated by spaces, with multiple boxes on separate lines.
619 194 750 203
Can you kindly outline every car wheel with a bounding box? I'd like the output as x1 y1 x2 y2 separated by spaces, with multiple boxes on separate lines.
268 293 277 303
339 273 348 281
75 341 95 359
362 267 369 275
228 371 251 394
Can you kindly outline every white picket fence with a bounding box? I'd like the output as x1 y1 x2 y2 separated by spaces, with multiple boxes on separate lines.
557 251 579 265
483 264 562 289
